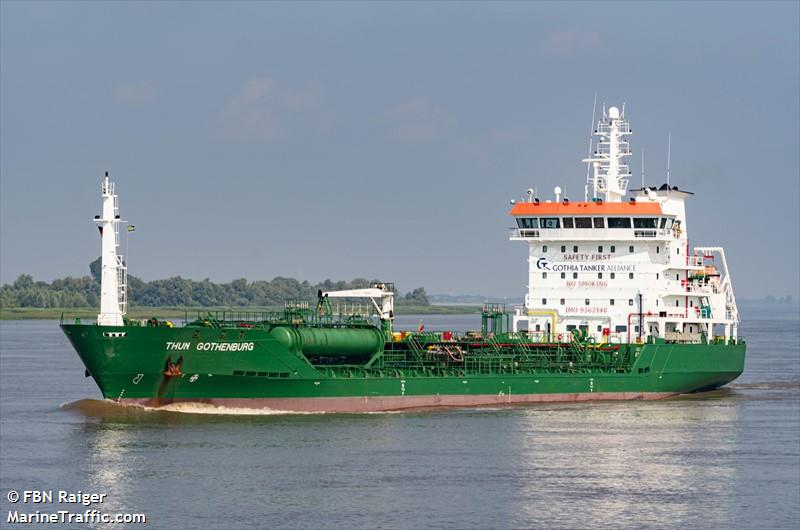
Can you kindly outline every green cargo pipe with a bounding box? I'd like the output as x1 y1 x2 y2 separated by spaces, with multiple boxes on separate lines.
269 325 384 358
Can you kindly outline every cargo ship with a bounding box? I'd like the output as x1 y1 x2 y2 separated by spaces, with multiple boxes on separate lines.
61 105 745 412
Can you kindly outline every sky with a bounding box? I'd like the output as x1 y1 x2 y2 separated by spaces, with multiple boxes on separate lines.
1 1 798 300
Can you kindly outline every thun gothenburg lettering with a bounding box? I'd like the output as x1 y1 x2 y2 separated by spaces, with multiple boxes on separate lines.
61 104 745 412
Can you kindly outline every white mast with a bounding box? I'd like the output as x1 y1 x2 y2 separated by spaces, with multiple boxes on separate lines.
666 131 672 186
641 148 645 188
95 172 127 326
585 93 598 200
583 105 632 202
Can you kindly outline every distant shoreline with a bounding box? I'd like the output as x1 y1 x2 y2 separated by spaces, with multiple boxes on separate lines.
2 301 795 321
0 304 483 321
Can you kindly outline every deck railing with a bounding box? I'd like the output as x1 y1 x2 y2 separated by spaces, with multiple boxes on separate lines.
509 227 674 240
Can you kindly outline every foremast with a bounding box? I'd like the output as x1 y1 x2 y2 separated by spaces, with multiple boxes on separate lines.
95 172 127 326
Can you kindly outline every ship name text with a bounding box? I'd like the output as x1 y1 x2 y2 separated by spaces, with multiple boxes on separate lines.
166 341 255 352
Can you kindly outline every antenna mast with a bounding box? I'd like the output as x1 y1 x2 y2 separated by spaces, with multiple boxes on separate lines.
583 103 632 202
666 131 672 186
585 93 598 200
641 148 645 188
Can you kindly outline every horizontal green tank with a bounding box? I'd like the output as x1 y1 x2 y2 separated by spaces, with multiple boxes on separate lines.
269 325 384 358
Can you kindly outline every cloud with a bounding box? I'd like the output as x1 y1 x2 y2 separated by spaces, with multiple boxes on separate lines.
113 82 155 106
283 84 325 112
380 97 452 141
221 78 328 141
221 78 278 140
540 29 603 55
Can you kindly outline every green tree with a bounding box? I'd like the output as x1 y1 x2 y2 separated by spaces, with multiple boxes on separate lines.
89 257 102 283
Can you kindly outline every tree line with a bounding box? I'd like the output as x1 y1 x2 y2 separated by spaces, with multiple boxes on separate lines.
0 258 429 309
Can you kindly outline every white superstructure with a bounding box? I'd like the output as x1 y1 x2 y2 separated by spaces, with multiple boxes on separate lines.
509 106 739 344
95 172 127 326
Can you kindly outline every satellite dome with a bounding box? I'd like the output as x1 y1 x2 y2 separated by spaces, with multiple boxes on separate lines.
608 106 620 119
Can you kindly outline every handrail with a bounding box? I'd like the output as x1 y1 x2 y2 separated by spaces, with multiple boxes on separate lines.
510 227 673 240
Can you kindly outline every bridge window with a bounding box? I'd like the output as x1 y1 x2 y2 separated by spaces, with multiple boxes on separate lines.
608 217 631 228
633 217 658 228
540 218 560 229
562 217 574 228
593 217 605 228
665 218 674 229
660 218 668 229
517 217 539 229
575 217 592 228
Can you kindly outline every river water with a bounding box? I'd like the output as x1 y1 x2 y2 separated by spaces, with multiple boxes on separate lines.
1 307 798 529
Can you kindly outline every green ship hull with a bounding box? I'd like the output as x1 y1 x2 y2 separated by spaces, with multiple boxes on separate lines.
61 316 745 412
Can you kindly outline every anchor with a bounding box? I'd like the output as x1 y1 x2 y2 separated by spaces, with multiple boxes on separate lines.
163 355 184 377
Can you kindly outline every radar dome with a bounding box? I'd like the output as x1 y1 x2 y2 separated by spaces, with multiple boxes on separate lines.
608 106 620 119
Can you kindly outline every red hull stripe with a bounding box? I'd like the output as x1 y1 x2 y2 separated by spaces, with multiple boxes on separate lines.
123 392 677 413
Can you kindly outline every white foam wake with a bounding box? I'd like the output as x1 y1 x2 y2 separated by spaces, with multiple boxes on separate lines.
59 398 404 416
